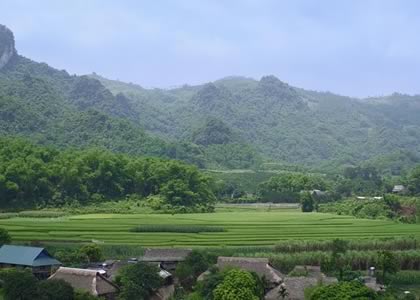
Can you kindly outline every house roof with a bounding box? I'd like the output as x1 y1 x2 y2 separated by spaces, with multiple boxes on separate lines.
392 185 406 192
217 257 283 284
140 248 192 262
49 267 118 296
0 245 61 267
265 277 319 300
265 266 338 300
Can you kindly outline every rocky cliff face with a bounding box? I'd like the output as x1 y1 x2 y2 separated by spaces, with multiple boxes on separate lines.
0 25 16 69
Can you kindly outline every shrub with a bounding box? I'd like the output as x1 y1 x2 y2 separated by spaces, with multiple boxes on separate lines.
0 269 39 300
79 244 103 263
129 225 225 233
37 279 74 300
117 262 162 300
213 269 259 300
310 281 376 300
0 227 11 245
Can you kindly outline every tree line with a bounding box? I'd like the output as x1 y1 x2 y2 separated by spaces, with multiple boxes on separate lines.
0 137 215 211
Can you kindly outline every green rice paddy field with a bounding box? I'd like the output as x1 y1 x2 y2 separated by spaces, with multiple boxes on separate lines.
1 209 420 247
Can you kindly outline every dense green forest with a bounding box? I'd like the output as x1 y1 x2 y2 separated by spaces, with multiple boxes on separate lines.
0 137 215 211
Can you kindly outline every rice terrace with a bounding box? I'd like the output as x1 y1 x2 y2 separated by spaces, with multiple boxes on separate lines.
1 208 420 247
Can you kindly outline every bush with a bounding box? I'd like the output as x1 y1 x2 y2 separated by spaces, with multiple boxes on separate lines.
310 281 377 300
79 244 103 263
0 227 11 245
213 269 260 300
176 250 212 289
388 271 420 285
37 279 74 300
117 262 162 300
0 269 39 300
129 225 225 233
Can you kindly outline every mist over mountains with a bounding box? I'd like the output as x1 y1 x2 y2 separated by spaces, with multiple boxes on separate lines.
1 24 420 171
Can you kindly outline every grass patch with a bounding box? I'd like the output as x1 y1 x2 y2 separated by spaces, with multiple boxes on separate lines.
129 225 225 233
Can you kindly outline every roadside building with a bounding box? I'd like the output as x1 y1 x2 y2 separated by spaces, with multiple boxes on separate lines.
0 245 61 279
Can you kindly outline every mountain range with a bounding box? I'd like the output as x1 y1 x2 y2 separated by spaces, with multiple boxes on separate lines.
1 24 420 172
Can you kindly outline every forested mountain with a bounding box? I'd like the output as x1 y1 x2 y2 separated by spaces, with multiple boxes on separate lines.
1 24 420 171
0 25 258 169
92 74 420 171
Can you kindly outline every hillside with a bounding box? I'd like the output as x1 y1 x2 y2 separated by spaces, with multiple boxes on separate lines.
92 73 420 171
0 25 260 169
2 23 420 172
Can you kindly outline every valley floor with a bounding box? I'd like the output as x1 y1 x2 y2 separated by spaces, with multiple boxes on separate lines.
1 208 419 246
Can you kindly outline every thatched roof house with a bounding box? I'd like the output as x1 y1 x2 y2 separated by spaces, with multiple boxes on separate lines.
140 248 192 270
49 267 118 298
265 265 338 300
217 257 283 285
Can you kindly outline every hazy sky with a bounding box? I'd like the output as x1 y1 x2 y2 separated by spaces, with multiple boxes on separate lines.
1 0 419 97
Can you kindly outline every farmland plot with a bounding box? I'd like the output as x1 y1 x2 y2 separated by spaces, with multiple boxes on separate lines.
0 210 419 247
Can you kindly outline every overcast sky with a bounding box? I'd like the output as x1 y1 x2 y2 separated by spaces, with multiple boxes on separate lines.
1 0 419 97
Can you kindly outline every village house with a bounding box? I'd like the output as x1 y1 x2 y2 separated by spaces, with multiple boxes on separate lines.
49 267 119 299
265 265 338 300
392 185 408 194
0 245 61 279
216 256 284 289
140 248 192 271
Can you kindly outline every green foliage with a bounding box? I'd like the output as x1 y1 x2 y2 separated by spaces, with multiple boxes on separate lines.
117 262 162 300
79 244 103 263
94 73 420 170
130 225 224 233
212 269 259 300
309 281 377 300
319 198 399 221
0 228 11 245
176 250 212 289
3 27 420 171
74 291 99 300
387 271 420 285
194 267 225 300
329 239 349 280
408 166 420 195
0 137 216 211
300 191 315 212
0 269 39 300
377 250 399 283
54 248 88 267
258 172 328 203
37 279 74 300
